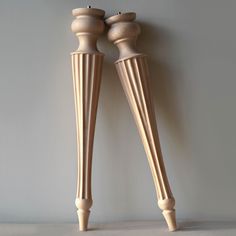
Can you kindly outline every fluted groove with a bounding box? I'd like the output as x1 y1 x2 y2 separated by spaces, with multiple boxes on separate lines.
71 52 103 200
116 55 173 200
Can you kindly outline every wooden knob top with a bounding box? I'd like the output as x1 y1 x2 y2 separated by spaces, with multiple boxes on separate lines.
106 12 141 60
71 7 105 53
106 12 136 25
71 7 105 35
72 7 105 18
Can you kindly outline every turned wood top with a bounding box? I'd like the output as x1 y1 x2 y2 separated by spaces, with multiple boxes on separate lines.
106 12 136 25
72 7 105 18
71 7 105 35
106 12 142 60
71 7 105 53
105 12 140 43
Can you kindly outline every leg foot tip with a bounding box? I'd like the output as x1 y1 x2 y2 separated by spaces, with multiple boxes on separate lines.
163 209 177 232
75 198 93 231
77 209 90 231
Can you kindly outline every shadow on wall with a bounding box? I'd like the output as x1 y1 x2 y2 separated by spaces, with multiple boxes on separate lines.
137 21 187 151
136 22 196 218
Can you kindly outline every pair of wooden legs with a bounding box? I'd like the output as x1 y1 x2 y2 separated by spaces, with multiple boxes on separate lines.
71 8 177 232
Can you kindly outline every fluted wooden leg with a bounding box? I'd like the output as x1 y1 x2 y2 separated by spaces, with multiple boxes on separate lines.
71 7 105 231
72 53 103 230
106 13 177 231
116 56 176 231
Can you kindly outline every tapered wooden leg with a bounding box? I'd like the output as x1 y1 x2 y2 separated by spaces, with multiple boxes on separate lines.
71 7 105 231
106 13 177 231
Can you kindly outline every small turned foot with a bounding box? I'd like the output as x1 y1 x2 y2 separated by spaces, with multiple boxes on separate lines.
162 209 177 232
75 198 93 231
77 209 90 231
158 198 177 231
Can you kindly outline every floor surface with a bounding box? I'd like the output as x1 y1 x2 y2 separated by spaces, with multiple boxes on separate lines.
1 221 236 236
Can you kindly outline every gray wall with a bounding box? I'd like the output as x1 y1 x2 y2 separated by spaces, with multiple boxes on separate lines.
0 0 236 223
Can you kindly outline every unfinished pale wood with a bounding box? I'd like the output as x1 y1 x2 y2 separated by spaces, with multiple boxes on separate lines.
106 12 177 231
71 7 105 231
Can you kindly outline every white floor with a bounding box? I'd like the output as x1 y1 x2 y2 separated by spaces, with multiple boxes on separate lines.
1 221 236 236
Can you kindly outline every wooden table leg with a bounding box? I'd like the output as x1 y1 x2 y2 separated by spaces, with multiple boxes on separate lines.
106 12 177 231
71 7 105 231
